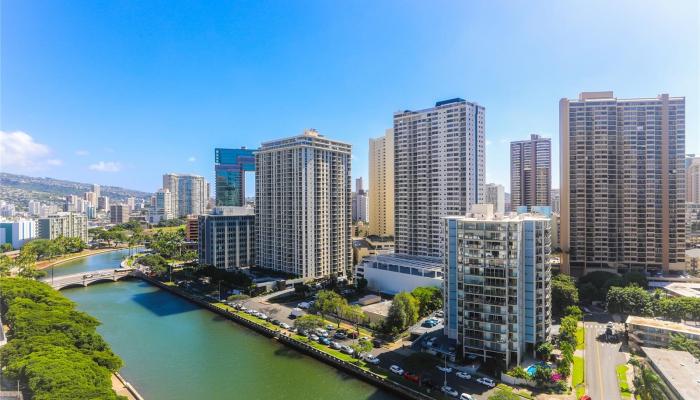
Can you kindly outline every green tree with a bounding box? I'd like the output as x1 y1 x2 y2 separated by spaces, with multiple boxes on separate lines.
342 304 366 335
227 294 250 303
551 274 579 315
606 285 654 315
533 363 552 385
316 290 347 327
0 254 12 277
507 365 529 379
564 305 583 321
355 277 368 293
556 357 571 378
1 243 13 252
559 316 578 348
623 271 648 289
350 339 373 358
630 359 667 400
537 341 553 360
293 314 324 334
410 286 442 316
384 292 419 334
668 334 700 360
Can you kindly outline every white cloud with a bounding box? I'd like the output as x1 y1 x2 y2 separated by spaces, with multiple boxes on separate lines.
89 161 122 172
47 159 63 166
0 131 53 171
75 149 89 156
187 156 196 162
485 139 492 146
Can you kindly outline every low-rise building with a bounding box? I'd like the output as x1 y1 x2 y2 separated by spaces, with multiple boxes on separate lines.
641 347 700 400
38 212 88 243
198 207 254 270
0 220 36 249
186 215 199 242
626 315 700 348
352 235 394 266
355 253 443 295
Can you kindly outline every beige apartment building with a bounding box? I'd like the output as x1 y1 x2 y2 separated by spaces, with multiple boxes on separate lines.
255 129 352 279
560 92 685 276
368 128 394 236
686 155 700 204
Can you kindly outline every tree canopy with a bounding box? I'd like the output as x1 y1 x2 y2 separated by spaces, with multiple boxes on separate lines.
410 286 442 316
551 274 578 315
0 278 124 399
384 292 419 334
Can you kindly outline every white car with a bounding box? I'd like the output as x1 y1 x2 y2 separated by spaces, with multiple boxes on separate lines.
441 385 458 397
456 371 471 380
437 365 453 373
280 322 291 330
330 341 342 350
340 345 354 355
477 377 496 388
363 354 380 365
309 334 320 341
460 394 474 400
389 365 404 375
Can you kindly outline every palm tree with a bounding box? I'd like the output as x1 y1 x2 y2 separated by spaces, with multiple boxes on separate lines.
630 359 666 400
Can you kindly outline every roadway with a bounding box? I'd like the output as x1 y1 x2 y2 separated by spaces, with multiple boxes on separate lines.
584 314 626 400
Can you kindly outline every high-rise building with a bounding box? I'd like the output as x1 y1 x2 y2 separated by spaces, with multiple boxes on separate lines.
394 98 485 258
444 204 552 366
560 91 685 276
28 200 41 216
686 155 700 204
97 196 110 211
92 184 101 198
127 197 136 211
84 191 97 206
352 177 369 222
163 173 209 217
154 189 173 222
0 220 36 249
65 195 79 211
510 134 551 211
256 129 352 278
185 215 199 242
368 128 395 237
215 148 256 207
198 207 255 269
110 204 130 224
485 183 505 214
550 189 561 214
38 212 88 243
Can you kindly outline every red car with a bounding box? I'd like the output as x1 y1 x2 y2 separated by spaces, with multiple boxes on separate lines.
580 396 591 400
403 372 419 383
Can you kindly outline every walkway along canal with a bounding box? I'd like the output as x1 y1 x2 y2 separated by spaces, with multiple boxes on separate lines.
61 252 400 400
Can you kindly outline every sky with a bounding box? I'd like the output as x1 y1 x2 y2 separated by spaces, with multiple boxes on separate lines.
1 0 698 193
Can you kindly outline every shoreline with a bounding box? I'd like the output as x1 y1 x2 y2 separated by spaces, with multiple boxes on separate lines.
36 247 134 270
131 272 432 400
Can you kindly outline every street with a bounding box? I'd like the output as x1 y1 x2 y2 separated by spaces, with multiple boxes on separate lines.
584 316 627 400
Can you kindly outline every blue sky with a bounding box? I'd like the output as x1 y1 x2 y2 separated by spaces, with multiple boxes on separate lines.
1 0 698 193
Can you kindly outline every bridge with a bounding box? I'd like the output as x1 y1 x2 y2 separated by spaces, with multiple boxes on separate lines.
43 268 137 290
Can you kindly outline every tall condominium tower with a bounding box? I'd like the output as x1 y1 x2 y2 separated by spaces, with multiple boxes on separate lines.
154 189 173 221
394 98 485 258
255 129 352 279
485 183 505 214
560 92 685 276
444 205 552 366
510 134 551 210
352 177 368 222
92 184 101 198
163 173 209 217
368 128 395 236
686 155 700 204
215 148 256 207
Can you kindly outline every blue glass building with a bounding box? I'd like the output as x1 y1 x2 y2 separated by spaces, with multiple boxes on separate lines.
215 148 256 207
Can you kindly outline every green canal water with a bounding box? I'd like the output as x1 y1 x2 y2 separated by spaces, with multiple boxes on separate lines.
61 251 398 400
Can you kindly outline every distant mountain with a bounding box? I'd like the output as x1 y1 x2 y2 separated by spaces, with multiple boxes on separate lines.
0 172 152 208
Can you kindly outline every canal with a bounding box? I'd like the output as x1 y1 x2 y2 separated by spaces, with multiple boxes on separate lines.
60 250 398 400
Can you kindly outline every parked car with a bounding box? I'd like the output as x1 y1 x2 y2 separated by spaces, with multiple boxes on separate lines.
297 302 311 309
459 394 474 400
340 345 354 355
441 386 458 397
319 337 331 345
347 331 359 339
437 365 452 373
333 332 347 339
309 334 319 341
403 372 419 383
363 354 380 365
330 341 342 350
280 322 291 330
325 324 335 331
372 339 383 348
389 365 404 375
435 310 444 318
477 377 495 388
456 371 471 380
271 319 281 325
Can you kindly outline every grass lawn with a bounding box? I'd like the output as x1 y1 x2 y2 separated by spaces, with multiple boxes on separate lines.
616 364 631 399
573 355 585 398
495 383 535 399
576 325 585 350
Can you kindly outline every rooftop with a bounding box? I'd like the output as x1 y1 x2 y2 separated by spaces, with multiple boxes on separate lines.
626 316 700 336
641 347 700 400
362 253 442 272
651 281 700 299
